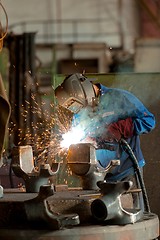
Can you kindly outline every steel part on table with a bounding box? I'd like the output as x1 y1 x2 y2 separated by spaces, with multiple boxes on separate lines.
67 143 120 190
0 186 132 228
24 185 80 230
11 145 60 193
91 180 143 224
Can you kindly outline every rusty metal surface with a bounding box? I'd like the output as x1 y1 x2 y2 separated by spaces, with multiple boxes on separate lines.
67 143 105 190
67 144 121 191
0 188 133 227
0 213 159 240
0 189 159 239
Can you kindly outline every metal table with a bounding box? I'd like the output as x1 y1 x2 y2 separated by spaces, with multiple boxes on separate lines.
0 188 159 240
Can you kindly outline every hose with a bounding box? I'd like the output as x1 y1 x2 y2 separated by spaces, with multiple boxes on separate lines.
120 138 151 213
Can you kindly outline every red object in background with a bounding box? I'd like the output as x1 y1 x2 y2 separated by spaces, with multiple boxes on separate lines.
139 0 160 38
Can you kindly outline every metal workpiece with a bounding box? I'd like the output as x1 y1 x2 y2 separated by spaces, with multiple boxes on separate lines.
67 143 105 190
67 143 121 190
0 188 98 229
24 185 80 230
91 180 143 225
11 145 60 192
96 159 120 173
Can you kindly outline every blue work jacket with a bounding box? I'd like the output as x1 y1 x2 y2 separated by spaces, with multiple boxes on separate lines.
72 84 156 181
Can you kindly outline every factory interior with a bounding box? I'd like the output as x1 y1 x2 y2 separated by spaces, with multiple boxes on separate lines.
0 0 160 239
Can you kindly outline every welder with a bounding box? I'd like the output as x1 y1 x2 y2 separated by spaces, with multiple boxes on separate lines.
55 73 156 211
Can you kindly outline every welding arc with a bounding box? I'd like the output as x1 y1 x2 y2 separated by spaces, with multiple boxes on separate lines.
120 138 151 213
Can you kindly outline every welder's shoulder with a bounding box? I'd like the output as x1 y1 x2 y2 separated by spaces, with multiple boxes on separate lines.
102 87 133 100
107 88 142 103
102 85 130 95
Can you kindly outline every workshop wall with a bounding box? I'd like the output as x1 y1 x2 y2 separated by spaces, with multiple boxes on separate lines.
4 0 140 50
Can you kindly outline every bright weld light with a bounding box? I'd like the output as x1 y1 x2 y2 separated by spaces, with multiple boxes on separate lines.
61 127 85 149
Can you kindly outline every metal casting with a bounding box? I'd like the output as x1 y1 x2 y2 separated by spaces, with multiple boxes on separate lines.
24 185 80 230
91 180 143 225
11 145 59 192
67 143 105 190
67 143 120 190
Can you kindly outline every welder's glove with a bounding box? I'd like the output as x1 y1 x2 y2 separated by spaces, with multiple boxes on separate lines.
106 117 134 142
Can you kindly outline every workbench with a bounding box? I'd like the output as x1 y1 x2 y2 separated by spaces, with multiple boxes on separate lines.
0 188 159 240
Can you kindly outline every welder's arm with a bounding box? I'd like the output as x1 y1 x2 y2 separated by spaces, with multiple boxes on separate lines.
106 117 134 142
119 92 156 134
72 90 156 142
133 111 156 135
103 91 156 137
106 111 156 142
83 117 134 145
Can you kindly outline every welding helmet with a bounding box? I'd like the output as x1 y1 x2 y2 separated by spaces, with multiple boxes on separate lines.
55 73 96 113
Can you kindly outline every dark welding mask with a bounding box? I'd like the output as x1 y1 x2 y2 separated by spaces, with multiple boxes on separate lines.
55 73 97 113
